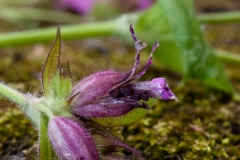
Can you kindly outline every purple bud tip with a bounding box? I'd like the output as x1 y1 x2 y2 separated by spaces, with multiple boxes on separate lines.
131 78 178 101
48 117 99 160
151 78 178 101
130 24 137 42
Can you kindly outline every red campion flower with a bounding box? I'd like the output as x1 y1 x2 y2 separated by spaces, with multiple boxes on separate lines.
70 25 178 118
48 25 177 160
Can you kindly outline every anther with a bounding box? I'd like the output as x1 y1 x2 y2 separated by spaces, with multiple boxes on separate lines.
119 86 134 95
109 89 119 98
129 95 140 101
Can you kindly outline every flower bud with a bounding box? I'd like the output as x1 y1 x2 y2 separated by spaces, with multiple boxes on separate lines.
72 98 149 118
48 116 99 160
71 70 130 107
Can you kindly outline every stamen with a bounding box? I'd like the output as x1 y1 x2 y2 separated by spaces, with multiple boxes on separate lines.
130 41 159 81
130 24 137 42
126 40 147 82
109 26 147 90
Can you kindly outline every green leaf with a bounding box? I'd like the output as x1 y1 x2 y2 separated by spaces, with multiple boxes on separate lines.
134 0 234 94
157 0 234 94
93 99 157 127
50 71 72 100
133 5 184 73
42 27 61 98
41 27 72 100
93 109 147 127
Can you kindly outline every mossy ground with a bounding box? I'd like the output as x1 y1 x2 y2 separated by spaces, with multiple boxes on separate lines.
1 1 240 159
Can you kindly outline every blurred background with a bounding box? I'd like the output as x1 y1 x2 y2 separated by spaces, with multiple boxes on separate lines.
1 0 240 159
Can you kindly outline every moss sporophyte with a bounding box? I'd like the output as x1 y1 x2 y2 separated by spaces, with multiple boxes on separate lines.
0 25 178 159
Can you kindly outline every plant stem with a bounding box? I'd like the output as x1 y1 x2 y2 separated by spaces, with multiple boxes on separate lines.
0 20 115 47
0 82 28 106
0 14 240 64
214 49 240 64
39 114 58 159
199 11 240 24
0 6 81 24
36 103 55 119
0 82 41 126
0 11 239 47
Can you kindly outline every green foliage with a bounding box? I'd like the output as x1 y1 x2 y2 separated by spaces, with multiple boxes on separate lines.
0 107 37 156
120 81 240 159
93 99 157 127
94 108 147 127
42 26 61 98
134 0 234 94
50 71 72 100
42 27 72 100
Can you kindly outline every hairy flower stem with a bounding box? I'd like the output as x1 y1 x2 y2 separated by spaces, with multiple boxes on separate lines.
35 103 55 119
0 82 54 117
0 82 60 158
0 82 28 106
0 82 56 125
0 82 40 126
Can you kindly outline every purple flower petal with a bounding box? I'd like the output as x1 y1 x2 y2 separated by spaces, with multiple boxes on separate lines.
71 70 130 106
77 117 143 159
48 116 99 160
71 25 155 109
72 97 149 118
131 78 178 101
71 25 177 120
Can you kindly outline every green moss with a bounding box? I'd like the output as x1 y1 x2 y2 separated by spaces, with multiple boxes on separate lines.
0 107 37 156
1 36 240 159
116 80 240 159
